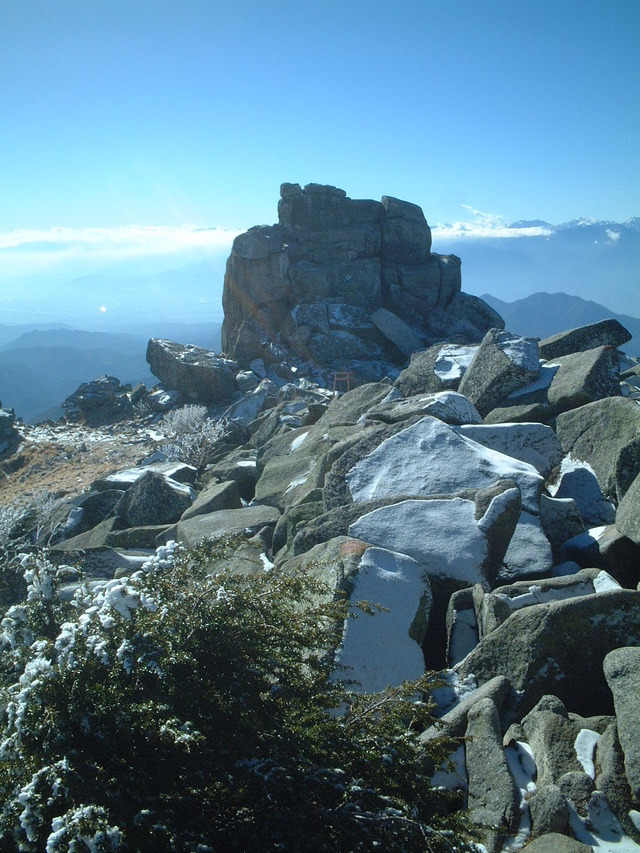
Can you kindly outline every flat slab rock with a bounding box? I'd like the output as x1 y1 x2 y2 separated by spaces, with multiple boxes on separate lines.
346 415 543 513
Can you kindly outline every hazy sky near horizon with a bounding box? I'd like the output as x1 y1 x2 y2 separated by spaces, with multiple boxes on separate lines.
1 0 639 274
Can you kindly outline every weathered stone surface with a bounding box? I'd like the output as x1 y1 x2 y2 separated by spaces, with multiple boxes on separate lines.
458 329 540 417
370 307 423 357
539 494 586 558
146 338 238 404
446 587 478 667
474 569 614 639
346 416 544 513
476 481 522 586
180 479 242 521
457 422 563 477
62 375 134 426
545 345 621 413
465 697 520 847
557 770 595 817
522 695 582 788
595 722 640 842
616 471 640 544
221 183 501 369
550 461 616 527
539 318 632 360
455 588 640 719
176 504 281 548
603 647 640 805
555 397 640 503
365 390 482 426
420 675 511 743
393 343 478 396
528 785 569 837
520 834 591 853
115 471 194 527
106 525 172 549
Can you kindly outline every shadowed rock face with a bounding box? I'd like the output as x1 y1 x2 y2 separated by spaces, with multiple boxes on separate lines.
221 182 504 369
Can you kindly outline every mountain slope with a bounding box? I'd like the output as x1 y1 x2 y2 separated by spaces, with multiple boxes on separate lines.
482 291 640 356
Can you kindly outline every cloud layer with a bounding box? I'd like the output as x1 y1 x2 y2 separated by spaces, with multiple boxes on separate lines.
432 206 554 241
0 224 241 278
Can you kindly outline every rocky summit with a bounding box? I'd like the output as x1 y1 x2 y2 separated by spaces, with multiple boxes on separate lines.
221 182 503 374
2 184 640 852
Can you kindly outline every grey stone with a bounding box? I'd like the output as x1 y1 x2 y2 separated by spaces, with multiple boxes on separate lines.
115 471 194 527
146 339 238 404
522 695 582 788
557 770 595 817
419 675 511 743
555 397 640 503
595 722 640 842
465 697 520 847
370 307 423 357
540 494 586 557
458 328 540 417
529 785 570 837
394 343 472 396
180 480 242 521
616 471 640 545
176 504 281 549
446 587 479 667
455 588 640 719
457 422 563 477
519 834 590 853
539 318 632 359
603 646 640 805
62 375 134 426
545 345 621 414
551 464 616 527
365 390 482 426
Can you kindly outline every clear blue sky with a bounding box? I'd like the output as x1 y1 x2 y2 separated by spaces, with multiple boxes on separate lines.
1 0 639 236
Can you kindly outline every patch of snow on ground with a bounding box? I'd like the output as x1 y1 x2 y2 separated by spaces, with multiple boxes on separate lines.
502 740 537 851
434 344 479 382
547 454 598 495
575 728 600 779
569 792 640 850
288 431 309 453
259 552 274 572
594 570 622 593
430 670 478 716
495 580 595 612
431 743 467 790
448 607 479 666
508 363 559 398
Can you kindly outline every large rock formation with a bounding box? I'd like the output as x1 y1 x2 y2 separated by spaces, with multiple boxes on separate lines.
221 182 503 371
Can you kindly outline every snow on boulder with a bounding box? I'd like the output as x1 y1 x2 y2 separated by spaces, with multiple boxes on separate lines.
346 416 544 513
455 422 563 477
364 390 482 426
349 498 488 585
334 546 431 692
458 329 540 417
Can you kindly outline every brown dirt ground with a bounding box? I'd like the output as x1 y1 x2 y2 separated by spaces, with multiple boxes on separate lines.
1 421 160 509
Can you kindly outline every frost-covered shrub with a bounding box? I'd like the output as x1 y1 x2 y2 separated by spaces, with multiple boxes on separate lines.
0 539 474 852
159 404 223 470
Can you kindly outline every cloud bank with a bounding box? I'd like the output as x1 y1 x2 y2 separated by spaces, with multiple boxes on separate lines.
0 224 241 278
432 205 554 241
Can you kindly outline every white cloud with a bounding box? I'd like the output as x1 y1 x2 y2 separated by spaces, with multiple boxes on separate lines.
432 206 553 241
0 224 241 277
605 228 620 242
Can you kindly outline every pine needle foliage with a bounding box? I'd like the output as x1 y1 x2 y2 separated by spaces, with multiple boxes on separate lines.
0 539 474 852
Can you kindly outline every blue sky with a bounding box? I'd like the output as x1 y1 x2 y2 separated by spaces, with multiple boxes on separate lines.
1 0 639 276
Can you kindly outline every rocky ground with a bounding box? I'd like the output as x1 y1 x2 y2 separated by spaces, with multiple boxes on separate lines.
1 419 159 508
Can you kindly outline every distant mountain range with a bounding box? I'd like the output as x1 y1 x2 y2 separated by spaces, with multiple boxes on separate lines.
435 217 640 318
0 322 222 423
482 292 640 357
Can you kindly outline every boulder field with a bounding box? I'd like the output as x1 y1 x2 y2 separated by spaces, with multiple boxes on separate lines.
14 184 640 852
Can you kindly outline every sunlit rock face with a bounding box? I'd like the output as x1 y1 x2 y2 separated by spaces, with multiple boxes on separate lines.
221 182 504 369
